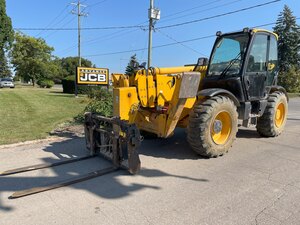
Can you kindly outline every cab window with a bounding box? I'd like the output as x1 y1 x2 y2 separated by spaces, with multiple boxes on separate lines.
246 34 268 72
267 35 278 86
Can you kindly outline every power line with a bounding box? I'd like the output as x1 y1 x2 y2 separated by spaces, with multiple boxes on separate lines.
54 0 145 56
159 0 243 24
35 4 71 37
162 0 223 20
56 22 147 55
88 0 110 8
49 11 74 28
17 7 77 39
17 0 288 59
83 34 215 57
36 5 78 39
252 17 300 28
58 27 142 55
156 29 207 56
14 0 279 32
55 0 242 55
43 17 76 39
53 0 264 56
13 25 146 31
157 0 281 29
82 17 300 58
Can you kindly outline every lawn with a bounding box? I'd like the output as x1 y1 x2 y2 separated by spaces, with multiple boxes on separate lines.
0 87 88 145
288 93 300 98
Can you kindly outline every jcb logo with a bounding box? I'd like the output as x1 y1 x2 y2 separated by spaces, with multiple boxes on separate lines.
80 73 106 82
77 67 109 85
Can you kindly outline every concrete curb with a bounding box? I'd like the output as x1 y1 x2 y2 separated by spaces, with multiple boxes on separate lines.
0 136 68 150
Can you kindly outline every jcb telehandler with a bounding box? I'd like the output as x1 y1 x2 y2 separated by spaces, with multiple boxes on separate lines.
84 28 288 174
2 28 288 198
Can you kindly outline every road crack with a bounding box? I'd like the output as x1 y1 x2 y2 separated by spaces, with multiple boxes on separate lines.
255 193 285 225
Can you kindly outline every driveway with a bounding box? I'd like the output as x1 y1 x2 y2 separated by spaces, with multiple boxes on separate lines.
0 98 299 225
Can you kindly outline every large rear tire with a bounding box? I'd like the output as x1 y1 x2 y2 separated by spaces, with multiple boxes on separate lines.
256 91 288 137
187 96 238 157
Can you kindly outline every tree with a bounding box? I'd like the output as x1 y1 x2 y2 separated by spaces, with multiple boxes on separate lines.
125 54 139 76
11 33 54 86
278 65 300 92
45 56 65 83
273 5 300 71
273 5 300 92
59 56 94 78
0 0 14 78
0 54 11 77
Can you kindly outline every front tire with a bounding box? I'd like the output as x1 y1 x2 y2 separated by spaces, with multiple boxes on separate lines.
187 96 238 157
256 91 288 137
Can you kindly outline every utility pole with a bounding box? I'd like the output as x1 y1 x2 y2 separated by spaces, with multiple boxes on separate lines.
71 0 88 97
147 0 160 76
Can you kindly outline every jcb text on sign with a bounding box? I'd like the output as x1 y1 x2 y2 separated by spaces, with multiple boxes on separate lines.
77 67 109 85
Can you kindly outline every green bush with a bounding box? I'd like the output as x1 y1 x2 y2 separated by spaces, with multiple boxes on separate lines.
278 66 300 93
13 76 20 82
74 88 113 122
61 75 75 93
37 79 54 88
62 75 105 94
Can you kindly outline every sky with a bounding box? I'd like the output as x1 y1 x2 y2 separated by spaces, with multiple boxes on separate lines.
6 0 300 73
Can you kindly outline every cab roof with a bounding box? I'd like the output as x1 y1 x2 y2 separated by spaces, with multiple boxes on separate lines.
251 28 278 39
218 28 278 40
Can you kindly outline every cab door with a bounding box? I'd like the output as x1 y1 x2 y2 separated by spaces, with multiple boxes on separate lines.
243 33 269 101
266 35 278 89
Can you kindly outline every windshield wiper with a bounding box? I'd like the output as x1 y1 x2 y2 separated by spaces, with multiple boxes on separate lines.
220 52 242 78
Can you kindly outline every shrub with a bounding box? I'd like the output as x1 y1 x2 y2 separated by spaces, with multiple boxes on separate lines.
13 76 20 82
62 75 75 93
278 65 300 93
74 89 113 122
62 75 105 94
37 79 54 88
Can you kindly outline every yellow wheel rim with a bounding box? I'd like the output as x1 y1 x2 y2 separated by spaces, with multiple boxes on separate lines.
275 102 285 128
211 111 232 145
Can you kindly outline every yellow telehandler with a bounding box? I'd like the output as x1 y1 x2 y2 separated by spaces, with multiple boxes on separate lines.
84 28 288 174
3 28 288 198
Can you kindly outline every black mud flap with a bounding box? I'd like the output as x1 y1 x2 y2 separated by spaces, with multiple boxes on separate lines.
84 112 142 174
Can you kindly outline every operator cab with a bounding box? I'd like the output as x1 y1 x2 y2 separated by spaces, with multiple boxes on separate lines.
190 28 287 157
201 28 278 103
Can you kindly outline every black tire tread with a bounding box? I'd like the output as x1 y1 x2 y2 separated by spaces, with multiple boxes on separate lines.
187 96 238 157
256 91 288 137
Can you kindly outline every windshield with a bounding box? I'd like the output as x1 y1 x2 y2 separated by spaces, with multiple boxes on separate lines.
208 33 250 76
1 78 12 82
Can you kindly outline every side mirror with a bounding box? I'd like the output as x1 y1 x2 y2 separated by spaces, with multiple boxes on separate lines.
139 62 147 69
197 57 208 66
267 62 275 71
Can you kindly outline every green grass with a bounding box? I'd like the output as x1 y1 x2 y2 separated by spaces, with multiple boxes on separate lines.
0 87 88 145
288 93 300 98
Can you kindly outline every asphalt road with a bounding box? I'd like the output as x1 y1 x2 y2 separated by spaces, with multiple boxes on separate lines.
0 98 299 225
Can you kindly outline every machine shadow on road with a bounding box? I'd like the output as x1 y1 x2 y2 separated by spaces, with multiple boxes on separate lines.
1 114 297 212
140 128 207 160
287 118 300 121
0 132 209 212
236 128 261 139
